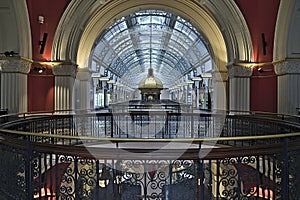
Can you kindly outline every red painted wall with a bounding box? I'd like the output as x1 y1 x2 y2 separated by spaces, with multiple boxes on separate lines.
28 73 54 112
26 0 71 111
235 0 280 112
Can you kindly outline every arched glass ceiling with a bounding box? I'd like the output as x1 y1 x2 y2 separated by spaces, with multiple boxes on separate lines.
92 10 211 88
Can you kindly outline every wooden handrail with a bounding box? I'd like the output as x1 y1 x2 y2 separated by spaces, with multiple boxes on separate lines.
1 133 299 160
1 128 300 144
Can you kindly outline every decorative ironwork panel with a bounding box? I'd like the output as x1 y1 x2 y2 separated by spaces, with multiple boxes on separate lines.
0 144 26 199
288 149 300 200
1 111 300 200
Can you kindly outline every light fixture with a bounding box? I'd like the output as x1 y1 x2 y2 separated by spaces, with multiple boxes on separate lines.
98 167 111 188
261 33 267 55
3 51 18 57
192 77 203 81
107 80 115 84
33 60 63 66
38 15 44 24
39 33 48 54
99 77 110 81
258 67 272 73
201 73 212 78
91 73 101 78
34 67 46 73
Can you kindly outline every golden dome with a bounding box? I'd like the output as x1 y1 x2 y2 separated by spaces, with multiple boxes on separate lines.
138 76 163 89
138 68 163 89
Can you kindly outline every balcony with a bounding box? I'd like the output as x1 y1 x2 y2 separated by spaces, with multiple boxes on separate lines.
0 109 299 199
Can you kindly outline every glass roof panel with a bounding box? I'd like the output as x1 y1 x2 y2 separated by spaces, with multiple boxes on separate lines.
92 10 211 88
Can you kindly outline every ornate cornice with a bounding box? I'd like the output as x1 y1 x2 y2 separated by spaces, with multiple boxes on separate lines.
0 57 32 73
274 59 300 75
0 60 9 70
227 65 253 78
52 63 78 77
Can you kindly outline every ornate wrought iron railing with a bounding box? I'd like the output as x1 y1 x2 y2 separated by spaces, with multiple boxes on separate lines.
0 110 300 200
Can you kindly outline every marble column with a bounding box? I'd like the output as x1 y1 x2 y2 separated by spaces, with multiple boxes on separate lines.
52 63 77 112
227 65 252 112
275 60 300 115
0 58 31 113
76 69 92 110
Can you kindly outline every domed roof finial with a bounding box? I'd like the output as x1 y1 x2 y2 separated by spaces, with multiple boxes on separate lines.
148 66 154 77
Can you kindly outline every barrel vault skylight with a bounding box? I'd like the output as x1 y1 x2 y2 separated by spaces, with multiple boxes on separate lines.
91 10 211 88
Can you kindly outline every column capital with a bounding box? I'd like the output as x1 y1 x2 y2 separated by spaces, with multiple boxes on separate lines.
212 71 228 82
227 65 253 78
76 68 92 80
274 59 300 75
0 57 32 73
52 63 78 77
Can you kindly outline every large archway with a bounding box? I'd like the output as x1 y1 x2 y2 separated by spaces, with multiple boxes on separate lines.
52 0 253 110
76 0 227 71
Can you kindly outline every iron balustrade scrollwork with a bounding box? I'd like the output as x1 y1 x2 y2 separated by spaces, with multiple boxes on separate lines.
0 143 27 199
1 111 300 146
0 110 300 199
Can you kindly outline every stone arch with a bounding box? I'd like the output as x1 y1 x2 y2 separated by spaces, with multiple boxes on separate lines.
0 0 32 58
53 0 252 72
274 0 300 115
78 0 228 72
0 0 32 113
274 0 300 60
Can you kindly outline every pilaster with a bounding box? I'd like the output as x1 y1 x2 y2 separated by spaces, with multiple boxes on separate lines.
0 57 31 113
274 60 300 115
227 65 252 112
76 69 92 110
212 71 228 111
52 63 77 111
